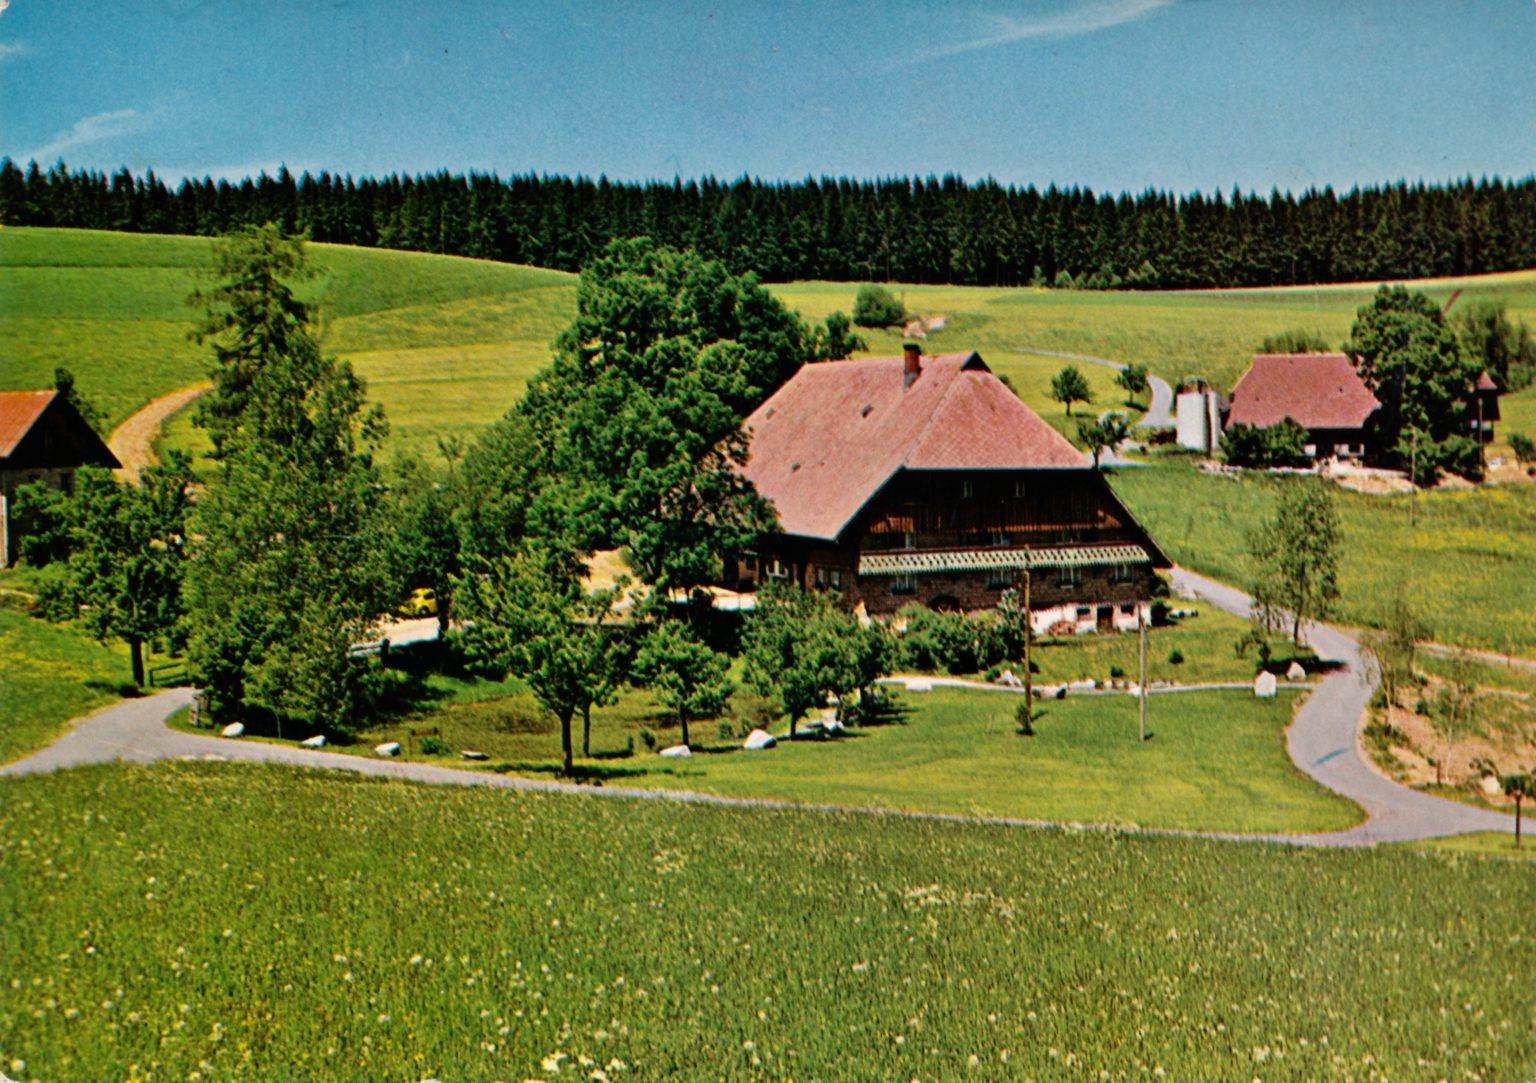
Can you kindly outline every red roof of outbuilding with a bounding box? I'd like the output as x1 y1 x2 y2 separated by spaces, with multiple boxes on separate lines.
742 352 1087 541
1227 353 1380 431
1475 370 1498 392
0 390 58 459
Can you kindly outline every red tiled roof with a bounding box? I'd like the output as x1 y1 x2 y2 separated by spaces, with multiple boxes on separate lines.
1227 353 1380 431
0 390 58 459
1475 370 1498 392
742 352 1087 541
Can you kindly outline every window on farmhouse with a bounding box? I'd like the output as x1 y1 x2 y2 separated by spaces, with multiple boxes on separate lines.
814 566 844 590
962 480 975 498
1055 565 1082 589
892 574 917 595
1110 563 1135 583
766 559 788 580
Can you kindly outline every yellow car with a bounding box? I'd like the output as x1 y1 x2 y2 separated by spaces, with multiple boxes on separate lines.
401 587 438 617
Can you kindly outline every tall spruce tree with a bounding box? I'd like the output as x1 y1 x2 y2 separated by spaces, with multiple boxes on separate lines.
184 227 391 730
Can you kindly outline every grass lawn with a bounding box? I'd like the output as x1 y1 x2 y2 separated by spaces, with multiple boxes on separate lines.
195 646 1355 833
1403 831 1536 861
1110 459 1536 657
0 602 134 765
1 761 1530 1081
1028 604 1310 687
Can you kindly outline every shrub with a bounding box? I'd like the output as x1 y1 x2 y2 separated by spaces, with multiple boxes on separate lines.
1220 419 1310 468
638 727 658 751
1015 700 1035 736
1109 665 1125 680
898 607 1008 675
1150 599 1172 627
1509 431 1536 464
1168 649 1185 666
717 719 742 741
852 284 904 328
1259 329 1333 354
418 734 452 756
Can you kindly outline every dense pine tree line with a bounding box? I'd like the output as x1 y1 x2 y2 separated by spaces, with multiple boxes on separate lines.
2 158 1532 288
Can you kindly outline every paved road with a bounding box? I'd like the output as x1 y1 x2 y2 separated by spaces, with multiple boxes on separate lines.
1169 568 1513 845
1012 347 1175 428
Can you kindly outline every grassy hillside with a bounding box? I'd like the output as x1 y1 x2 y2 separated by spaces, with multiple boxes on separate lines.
0 227 576 454
773 272 1536 394
6 227 1533 454
2 762 1530 1081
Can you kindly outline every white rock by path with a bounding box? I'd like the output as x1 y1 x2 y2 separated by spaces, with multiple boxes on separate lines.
374 741 401 757
743 729 777 750
1286 661 1306 681
1254 671 1278 698
659 744 691 758
220 722 244 738
300 735 326 749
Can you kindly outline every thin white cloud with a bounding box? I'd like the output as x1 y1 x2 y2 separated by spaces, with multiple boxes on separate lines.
0 41 24 61
19 108 145 163
927 0 1176 58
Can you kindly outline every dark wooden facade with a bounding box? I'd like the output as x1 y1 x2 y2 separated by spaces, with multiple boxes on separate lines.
730 467 1167 628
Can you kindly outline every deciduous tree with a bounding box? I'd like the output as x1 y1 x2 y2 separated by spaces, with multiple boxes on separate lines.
1345 285 1482 482
1076 411 1131 469
1050 365 1092 416
453 551 624 774
741 583 887 737
633 619 732 748
13 454 193 687
1247 480 1341 646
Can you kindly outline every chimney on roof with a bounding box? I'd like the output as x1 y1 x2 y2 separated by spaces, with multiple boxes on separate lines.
903 342 922 388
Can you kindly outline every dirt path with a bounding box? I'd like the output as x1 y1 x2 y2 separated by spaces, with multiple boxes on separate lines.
108 382 210 482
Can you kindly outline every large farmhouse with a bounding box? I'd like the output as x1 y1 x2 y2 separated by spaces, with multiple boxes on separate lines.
0 390 120 565
1226 352 1382 460
730 347 1170 633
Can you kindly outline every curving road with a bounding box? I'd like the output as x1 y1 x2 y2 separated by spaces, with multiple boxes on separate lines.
1170 568 1513 845
107 382 210 483
1 570 1515 848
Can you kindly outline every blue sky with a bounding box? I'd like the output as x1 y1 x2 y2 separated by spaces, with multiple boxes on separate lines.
3 1 1533 195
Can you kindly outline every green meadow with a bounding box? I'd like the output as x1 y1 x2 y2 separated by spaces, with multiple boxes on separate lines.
1 761 1531 1082
1109 458 1536 656
0 227 574 453
0 603 133 765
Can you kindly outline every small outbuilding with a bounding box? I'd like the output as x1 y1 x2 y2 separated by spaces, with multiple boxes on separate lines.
1226 353 1381 461
0 390 120 564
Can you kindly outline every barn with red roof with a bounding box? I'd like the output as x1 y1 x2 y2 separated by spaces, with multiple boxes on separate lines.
731 346 1169 631
1225 352 1381 460
1 389 120 564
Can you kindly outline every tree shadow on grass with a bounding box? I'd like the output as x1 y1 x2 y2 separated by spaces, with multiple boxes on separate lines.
851 697 917 728
86 679 143 698
485 760 661 785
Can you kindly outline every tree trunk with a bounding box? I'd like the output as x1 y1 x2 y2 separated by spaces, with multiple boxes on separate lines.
130 638 145 688
559 709 574 775
582 702 592 758
679 709 690 749
1292 611 1303 647
1516 795 1524 849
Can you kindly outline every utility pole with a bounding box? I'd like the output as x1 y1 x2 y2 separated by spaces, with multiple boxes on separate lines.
1409 430 1419 528
1138 610 1148 742
1021 565 1033 721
